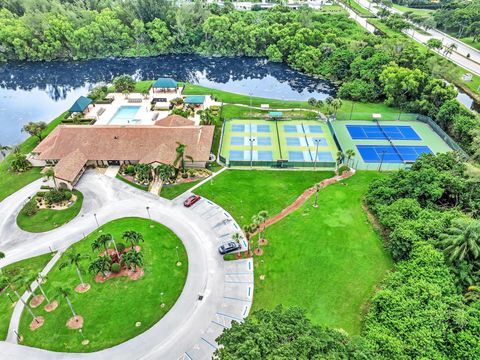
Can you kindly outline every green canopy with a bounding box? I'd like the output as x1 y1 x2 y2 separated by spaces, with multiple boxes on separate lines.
69 96 92 113
184 95 205 104
152 78 178 88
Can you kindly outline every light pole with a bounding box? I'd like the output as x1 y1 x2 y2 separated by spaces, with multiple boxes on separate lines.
313 139 320 170
6 292 14 304
160 292 165 308
175 246 181 266
249 138 256 168
378 150 386 172
93 213 99 228
146 206 151 219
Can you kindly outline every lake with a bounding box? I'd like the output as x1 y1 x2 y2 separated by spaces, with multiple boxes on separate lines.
0 55 336 145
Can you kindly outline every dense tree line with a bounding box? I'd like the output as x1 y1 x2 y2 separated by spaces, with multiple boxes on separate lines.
433 0 480 39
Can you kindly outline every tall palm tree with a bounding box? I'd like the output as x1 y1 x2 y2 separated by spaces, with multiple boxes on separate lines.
345 149 356 166
336 151 344 166
441 219 480 263
122 250 144 271
88 255 112 277
59 250 89 286
35 273 51 304
242 223 258 255
122 230 144 249
44 167 57 188
257 210 269 240
0 144 10 157
92 234 112 254
313 183 322 208
173 142 194 174
231 233 242 244
6 274 39 322
155 164 175 183
56 286 77 319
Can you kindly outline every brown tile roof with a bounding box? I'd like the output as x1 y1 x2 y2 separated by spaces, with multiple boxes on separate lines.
154 115 195 127
33 125 214 166
54 149 87 182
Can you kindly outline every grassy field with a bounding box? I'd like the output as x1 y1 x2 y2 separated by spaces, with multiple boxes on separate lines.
0 253 54 340
391 4 434 17
0 112 67 203
16 190 84 233
194 170 333 226
18 217 188 352
160 179 203 199
251 172 392 334
461 37 480 51
115 173 149 191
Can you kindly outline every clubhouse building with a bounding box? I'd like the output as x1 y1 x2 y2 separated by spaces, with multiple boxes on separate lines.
31 115 214 189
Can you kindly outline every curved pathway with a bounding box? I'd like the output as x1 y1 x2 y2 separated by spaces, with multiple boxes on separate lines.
0 170 253 360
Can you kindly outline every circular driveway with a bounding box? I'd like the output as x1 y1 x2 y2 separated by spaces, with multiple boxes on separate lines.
0 170 253 360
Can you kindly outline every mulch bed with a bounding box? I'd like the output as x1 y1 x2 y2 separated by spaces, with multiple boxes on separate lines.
95 266 144 283
254 248 264 256
30 295 45 308
29 316 45 331
44 300 58 312
75 283 91 294
259 238 268 246
67 315 83 330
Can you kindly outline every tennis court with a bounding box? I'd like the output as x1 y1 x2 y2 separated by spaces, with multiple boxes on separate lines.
220 119 337 167
357 145 432 163
331 120 453 169
346 124 421 140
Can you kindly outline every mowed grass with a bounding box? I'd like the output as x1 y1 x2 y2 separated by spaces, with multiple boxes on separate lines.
251 171 392 334
16 190 84 233
160 179 203 200
194 170 334 226
0 112 66 203
0 253 54 340
18 217 188 352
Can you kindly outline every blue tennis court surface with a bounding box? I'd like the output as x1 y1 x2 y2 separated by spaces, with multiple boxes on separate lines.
258 151 273 161
229 150 245 160
257 125 271 133
284 125 298 133
257 137 271 146
306 137 328 146
313 152 334 162
306 125 323 133
347 125 421 140
288 151 305 161
357 145 432 163
232 124 245 133
286 137 301 146
231 137 244 145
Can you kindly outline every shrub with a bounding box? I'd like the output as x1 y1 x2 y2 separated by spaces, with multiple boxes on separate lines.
40 185 52 190
62 190 72 201
338 165 350 175
126 165 135 174
116 243 126 254
111 263 121 273
36 192 45 197
24 201 38 216
44 189 65 204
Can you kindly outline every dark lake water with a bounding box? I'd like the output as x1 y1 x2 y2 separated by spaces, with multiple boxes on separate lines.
0 55 336 145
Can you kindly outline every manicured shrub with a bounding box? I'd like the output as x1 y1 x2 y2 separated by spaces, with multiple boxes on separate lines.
116 243 126 254
126 165 135 174
111 262 121 273
44 189 65 204
62 190 72 201
338 165 350 175
24 201 38 216
40 185 53 190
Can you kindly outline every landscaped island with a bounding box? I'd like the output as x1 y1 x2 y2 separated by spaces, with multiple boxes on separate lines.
17 217 188 352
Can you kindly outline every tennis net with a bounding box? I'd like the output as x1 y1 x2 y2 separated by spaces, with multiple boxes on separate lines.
375 120 404 163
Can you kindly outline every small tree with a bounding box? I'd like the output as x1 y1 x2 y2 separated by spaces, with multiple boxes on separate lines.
88 255 112 277
0 144 10 157
345 149 356 166
22 121 47 141
92 234 113 254
10 153 31 172
122 249 144 271
313 183 322 208
122 230 144 249
55 286 78 319
44 167 57 188
174 142 194 174
59 250 89 286
112 74 135 93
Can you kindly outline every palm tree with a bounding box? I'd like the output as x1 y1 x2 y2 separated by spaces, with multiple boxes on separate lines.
336 151 344 166
92 234 112 254
155 164 175 183
242 223 258 255
0 144 10 157
6 274 39 322
122 250 144 271
56 286 78 319
231 233 242 244
35 273 51 304
441 219 480 264
44 167 57 188
122 230 144 249
0 251 4 260
173 142 194 174
313 183 322 208
88 255 112 277
345 149 356 166
257 210 269 241
59 250 89 286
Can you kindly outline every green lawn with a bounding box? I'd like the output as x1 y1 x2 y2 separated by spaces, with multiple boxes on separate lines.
461 37 480 51
115 173 149 191
16 190 84 233
391 4 434 17
251 171 392 334
160 179 203 200
18 217 188 352
0 112 67 203
194 170 334 226
0 253 54 340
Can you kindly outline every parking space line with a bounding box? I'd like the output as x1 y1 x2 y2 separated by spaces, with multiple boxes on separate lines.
224 296 252 303
201 337 218 349
225 280 253 284
184 352 193 360
216 312 242 321
211 320 227 328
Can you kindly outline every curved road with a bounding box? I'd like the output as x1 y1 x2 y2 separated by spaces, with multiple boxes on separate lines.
0 170 253 360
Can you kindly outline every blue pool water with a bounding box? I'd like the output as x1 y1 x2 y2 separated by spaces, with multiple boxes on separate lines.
108 106 141 125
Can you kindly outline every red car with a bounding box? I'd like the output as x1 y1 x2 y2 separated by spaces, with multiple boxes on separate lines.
184 195 201 207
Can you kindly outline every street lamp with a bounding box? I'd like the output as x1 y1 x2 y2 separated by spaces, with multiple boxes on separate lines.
175 246 181 266
313 139 321 171
378 150 386 172
249 138 256 168
6 292 14 303
160 292 165 308
93 213 99 228
146 206 151 219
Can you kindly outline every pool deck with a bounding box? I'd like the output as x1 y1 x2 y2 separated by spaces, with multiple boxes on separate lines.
84 91 220 126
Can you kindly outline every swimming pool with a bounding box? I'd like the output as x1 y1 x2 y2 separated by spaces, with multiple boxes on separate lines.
108 106 141 125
